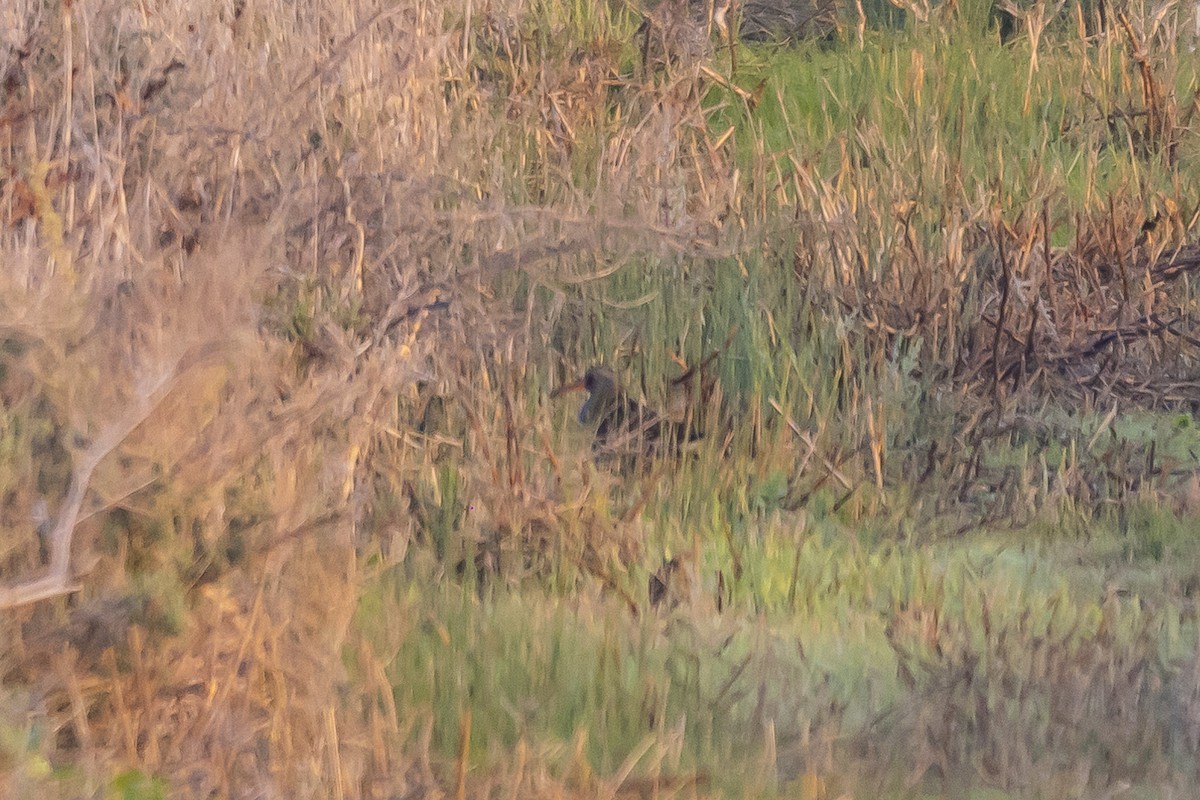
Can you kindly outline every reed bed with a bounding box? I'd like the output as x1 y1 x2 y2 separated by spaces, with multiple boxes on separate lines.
2 0 1200 796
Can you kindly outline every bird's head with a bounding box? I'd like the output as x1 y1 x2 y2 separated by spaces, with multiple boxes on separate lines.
551 366 620 424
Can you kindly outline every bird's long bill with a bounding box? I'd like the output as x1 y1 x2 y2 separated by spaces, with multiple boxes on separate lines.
550 378 600 424
550 378 586 399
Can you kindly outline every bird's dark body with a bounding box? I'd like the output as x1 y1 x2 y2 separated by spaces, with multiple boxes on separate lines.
570 366 693 459
554 332 734 462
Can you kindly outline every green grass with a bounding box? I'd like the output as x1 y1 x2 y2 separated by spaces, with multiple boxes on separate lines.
362 501 1200 796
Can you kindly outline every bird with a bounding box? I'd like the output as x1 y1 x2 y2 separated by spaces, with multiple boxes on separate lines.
552 332 734 460
551 366 675 459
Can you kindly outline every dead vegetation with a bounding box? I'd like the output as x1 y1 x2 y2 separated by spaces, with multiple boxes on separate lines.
1 0 1200 796
0 0 742 795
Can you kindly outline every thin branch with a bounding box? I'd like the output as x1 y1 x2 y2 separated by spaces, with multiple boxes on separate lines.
0 344 220 609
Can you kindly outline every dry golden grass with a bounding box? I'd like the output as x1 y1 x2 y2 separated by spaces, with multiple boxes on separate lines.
3 0 1200 796
0 0 749 796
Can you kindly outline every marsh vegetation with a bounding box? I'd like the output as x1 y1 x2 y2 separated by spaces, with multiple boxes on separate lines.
3 0 1200 796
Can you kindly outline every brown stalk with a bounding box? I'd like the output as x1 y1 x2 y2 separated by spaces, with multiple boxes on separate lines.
1043 200 1057 324
1108 194 1131 307
991 219 1011 403
455 708 471 800
1117 12 1164 150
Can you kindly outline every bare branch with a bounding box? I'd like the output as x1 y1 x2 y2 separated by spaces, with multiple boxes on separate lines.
0 343 220 610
